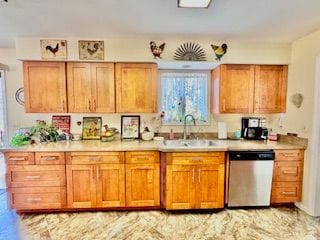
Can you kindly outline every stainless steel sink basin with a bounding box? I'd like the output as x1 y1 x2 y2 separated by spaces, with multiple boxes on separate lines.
162 139 224 149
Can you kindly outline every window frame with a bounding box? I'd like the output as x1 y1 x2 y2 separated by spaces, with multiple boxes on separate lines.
0 70 8 145
159 69 211 126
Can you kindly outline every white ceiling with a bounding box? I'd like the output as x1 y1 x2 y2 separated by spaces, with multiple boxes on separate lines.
1 0 320 47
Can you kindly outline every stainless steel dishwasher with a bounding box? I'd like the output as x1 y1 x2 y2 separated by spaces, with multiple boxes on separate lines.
228 150 275 207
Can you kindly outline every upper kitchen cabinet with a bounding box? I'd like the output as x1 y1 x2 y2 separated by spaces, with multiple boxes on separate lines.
212 64 255 113
67 62 115 113
115 63 158 113
211 64 288 113
23 61 67 113
254 65 288 113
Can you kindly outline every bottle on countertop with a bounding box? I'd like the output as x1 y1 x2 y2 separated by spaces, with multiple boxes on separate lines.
169 129 175 140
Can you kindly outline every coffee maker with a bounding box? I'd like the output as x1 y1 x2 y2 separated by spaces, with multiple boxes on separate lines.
241 117 268 140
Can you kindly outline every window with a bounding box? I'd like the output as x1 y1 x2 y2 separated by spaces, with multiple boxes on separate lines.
0 70 7 145
160 70 209 125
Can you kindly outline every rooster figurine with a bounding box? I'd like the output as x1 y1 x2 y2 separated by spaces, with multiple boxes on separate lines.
45 43 59 56
150 41 165 59
211 43 227 61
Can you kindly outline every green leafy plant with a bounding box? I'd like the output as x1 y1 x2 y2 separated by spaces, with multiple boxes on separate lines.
10 120 59 146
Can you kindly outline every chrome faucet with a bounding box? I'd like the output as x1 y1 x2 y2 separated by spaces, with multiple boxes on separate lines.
183 114 196 140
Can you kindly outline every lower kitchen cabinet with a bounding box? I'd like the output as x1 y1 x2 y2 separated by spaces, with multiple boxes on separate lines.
165 152 225 210
66 164 125 208
66 152 125 208
66 164 97 208
125 151 160 207
271 149 304 204
166 164 196 209
96 164 125 207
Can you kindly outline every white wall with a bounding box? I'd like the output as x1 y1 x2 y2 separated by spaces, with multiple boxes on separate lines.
279 29 320 216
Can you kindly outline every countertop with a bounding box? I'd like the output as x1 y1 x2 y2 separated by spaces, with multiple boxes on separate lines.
0 138 306 152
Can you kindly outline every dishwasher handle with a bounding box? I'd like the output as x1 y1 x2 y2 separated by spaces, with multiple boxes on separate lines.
229 151 275 161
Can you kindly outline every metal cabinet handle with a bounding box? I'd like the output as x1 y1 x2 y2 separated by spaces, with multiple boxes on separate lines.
62 100 66 112
89 100 92 111
93 99 96 112
192 168 195 184
41 156 58 161
223 99 226 111
96 166 99 181
91 167 94 181
9 157 26 161
27 198 42 202
191 157 202 161
26 176 41 180
198 169 201 183
282 191 296 196
282 170 297 175
282 153 298 157
89 156 102 161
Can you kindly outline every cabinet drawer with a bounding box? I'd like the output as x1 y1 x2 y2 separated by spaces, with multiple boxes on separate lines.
167 152 225 165
9 187 66 210
271 182 302 203
275 150 304 161
35 152 65 165
7 165 65 187
273 161 303 182
66 152 124 164
125 151 159 164
5 152 35 165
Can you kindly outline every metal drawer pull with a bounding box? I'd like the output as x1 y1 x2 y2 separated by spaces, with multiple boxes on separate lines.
89 156 102 161
282 170 297 175
191 157 203 161
41 156 58 160
10 157 26 161
134 157 149 160
26 176 41 179
27 197 42 202
282 153 298 157
282 191 296 195
198 169 201 183
192 168 195 183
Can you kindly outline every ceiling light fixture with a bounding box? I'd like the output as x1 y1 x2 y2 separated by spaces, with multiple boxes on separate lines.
178 0 212 8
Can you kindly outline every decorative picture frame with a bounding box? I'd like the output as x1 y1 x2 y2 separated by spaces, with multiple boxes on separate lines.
52 115 71 134
82 117 102 140
121 115 140 139
79 40 104 60
40 39 67 59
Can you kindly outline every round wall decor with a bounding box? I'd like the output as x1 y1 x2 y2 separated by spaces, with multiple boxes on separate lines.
15 87 24 106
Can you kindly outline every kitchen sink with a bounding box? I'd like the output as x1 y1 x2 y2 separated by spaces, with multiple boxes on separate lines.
162 139 225 149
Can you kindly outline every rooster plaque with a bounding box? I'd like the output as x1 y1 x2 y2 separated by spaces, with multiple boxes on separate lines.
79 40 104 60
40 40 67 59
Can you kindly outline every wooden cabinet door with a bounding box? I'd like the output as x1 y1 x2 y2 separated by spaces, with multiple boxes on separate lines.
66 164 96 208
126 163 160 207
91 63 115 113
219 64 255 113
115 63 157 113
254 65 288 113
96 164 125 207
196 164 225 209
23 61 67 113
166 165 196 209
67 62 93 113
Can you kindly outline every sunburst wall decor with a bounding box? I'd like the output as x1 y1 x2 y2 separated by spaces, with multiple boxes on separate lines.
174 42 206 61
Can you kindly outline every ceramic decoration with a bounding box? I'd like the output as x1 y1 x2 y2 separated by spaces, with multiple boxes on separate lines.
290 93 303 108
150 41 166 59
211 43 228 61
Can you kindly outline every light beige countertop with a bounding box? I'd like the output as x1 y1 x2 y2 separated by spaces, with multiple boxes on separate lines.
0 138 306 152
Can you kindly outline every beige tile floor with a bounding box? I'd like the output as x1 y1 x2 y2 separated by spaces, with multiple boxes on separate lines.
18 207 320 240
